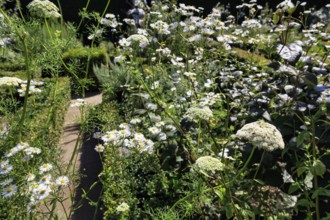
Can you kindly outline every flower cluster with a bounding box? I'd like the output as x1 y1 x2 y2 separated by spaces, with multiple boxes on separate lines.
116 202 130 212
27 0 61 19
236 121 285 151
0 77 23 87
100 13 122 30
194 156 224 174
17 80 44 97
184 106 213 123
316 88 330 104
99 122 155 155
0 141 69 212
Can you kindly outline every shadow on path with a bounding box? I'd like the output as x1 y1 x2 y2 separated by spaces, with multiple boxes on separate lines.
72 136 103 220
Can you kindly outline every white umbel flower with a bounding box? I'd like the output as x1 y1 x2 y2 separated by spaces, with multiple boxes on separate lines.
195 156 224 174
184 106 213 122
116 202 130 212
236 120 285 151
0 77 23 86
27 0 61 19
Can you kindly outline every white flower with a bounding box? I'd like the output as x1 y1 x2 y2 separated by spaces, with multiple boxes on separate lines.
0 77 23 86
93 132 102 139
150 20 171 35
27 200 39 213
282 169 294 183
39 163 53 174
155 121 165 127
118 147 130 157
276 0 295 11
27 0 61 18
157 132 167 141
130 118 141 125
183 72 196 78
317 89 330 104
114 55 126 63
184 106 213 122
241 19 262 29
2 184 17 198
145 103 157 111
119 38 131 47
116 202 130 212
24 147 41 155
39 174 52 185
0 160 13 175
218 148 235 160
32 183 51 200
26 173 36 181
148 126 161 135
55 176 69 186
118 129 131 138
101 131 119 143
119 123 130 130
127 34 149 48
95 144 105 153
236 120 285 151
0 178 13 186
195 156 224 174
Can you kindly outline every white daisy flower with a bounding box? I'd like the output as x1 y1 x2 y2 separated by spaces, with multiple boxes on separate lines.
55 176 69 186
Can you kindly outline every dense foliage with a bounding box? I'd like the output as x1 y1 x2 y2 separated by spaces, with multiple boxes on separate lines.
0 0 330 219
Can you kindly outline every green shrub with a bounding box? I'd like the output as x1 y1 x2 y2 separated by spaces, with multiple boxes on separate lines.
62 46 109 94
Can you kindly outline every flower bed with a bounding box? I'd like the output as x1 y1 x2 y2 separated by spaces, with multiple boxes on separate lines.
87 1 330 219
0 77 71 218
0 0 330 219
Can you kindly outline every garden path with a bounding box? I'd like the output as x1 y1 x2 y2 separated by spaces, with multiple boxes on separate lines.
54 92 103 220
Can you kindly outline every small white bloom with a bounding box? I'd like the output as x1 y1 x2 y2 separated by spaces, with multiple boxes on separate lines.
26 173 36 181
2 184 17 198
0 160 13 175
55 176 69 186
95 144 105 153
148 126 161 135
0 178 13 186
39 163 53 174
130 118 141 125
116 202 130 212
39 174 52 185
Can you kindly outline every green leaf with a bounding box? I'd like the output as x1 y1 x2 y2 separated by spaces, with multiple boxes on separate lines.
310 160 326 177
225 204 233 219
296 199 312 207
273 13 279 24
288 182 300 194
297 131 309 146
287 6 297 15
297 166 307 177
312 188 330 199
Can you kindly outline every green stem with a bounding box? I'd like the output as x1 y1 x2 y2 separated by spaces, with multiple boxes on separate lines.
311 118 320 220
83 0 111 97
0 9 32 142
17 37 31 142
253 150 265 180
77 0 92 31
15 0 26 23
230 146 257 184
56 0 64 29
